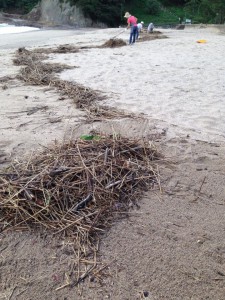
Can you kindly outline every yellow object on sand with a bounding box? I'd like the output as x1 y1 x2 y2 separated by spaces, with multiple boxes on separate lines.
197 39 207 43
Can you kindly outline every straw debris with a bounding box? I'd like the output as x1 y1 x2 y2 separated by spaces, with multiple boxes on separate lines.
0 135 160 282
13 47 46 65
0 135 160 234
99 38 127 48
13 48 73 85
32 44 80 54
53 79 104 109
84 105 136 121
138 33 168 42
13 47 134 119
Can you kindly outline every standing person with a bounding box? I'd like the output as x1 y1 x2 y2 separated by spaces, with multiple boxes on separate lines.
147 22 154 33
136 21 144 39
124 12 138 45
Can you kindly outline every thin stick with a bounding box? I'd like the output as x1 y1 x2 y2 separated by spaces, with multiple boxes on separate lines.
193 176 207 202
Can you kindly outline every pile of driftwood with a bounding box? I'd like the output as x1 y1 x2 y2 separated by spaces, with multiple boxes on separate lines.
0 135 160 283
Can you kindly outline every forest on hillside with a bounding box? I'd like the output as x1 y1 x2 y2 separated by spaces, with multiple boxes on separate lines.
0 0 225 25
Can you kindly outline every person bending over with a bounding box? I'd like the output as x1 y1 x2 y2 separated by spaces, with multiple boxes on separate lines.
147 23 154 33
136 21 144 39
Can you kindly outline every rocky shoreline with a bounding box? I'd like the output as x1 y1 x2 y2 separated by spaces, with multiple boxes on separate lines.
0 12 82 30
0 12 42 28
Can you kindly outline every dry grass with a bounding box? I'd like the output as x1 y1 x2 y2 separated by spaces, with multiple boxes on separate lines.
0 135 160 285
13 47 137 119
99 38 127 48
138 33 168 42
32 44 80 54
13 48 73 85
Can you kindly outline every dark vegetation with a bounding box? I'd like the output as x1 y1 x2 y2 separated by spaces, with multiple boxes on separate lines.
0 0 224 25
0 0 39 14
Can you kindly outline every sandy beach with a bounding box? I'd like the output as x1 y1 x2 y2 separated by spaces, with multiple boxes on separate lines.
59 26 225 141
1 26 225 162
0 26 225 299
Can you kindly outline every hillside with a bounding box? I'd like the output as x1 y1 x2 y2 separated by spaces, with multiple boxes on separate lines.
0 0 224 26
0 0 186 26
124 0 185 25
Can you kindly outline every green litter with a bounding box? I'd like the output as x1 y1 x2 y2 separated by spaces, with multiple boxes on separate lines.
80 135 101 141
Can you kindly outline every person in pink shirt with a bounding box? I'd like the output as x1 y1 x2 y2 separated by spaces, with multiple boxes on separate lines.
124 12 138 45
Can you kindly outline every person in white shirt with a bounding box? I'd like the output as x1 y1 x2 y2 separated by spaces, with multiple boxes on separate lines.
136 21 144 39
147 23 154 33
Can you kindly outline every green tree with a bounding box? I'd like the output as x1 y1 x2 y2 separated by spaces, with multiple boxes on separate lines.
161 0 186 4
0 0 15 9
212 0 225 23
0 0 39 13
145 0 161 15
185 0 225 23
70 0 126 25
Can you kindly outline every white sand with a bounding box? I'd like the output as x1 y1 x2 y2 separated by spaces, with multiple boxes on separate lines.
0 26 225 163
57 27 225 142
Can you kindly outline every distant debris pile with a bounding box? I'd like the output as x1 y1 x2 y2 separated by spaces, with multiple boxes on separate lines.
176 24 185 30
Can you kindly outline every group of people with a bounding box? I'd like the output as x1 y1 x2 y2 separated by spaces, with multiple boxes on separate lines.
124 12 154 45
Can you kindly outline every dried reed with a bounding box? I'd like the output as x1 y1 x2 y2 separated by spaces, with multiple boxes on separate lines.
13 47 134 119
0 135 160 285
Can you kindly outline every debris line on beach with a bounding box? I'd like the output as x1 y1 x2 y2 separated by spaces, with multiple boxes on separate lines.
13 47 136 119
137 33 167 42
